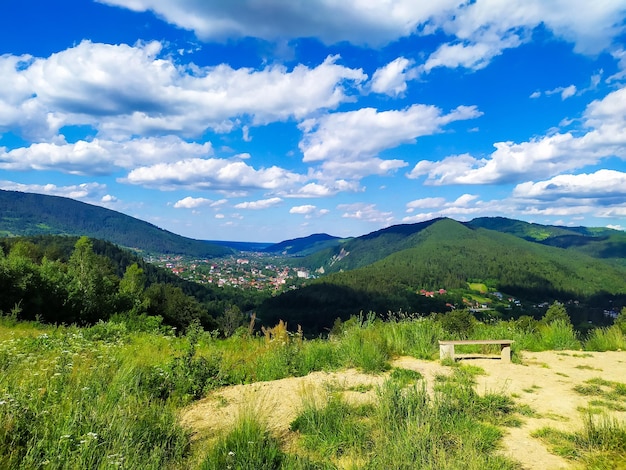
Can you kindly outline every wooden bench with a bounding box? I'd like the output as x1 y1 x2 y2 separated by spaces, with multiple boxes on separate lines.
438 340 514 362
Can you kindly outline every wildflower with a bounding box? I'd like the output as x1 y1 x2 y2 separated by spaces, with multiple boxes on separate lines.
228 451 235 456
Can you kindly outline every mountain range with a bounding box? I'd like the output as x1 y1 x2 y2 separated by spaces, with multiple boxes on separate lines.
2 189 626 332
0 189 232 257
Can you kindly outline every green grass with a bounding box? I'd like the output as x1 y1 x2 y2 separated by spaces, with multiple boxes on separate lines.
1 311 625 468
533 413 626 468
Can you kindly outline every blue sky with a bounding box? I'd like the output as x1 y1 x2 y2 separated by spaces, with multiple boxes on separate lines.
1 1 626 242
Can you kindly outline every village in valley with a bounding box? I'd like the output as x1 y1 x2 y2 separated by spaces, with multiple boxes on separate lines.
148 253 314 291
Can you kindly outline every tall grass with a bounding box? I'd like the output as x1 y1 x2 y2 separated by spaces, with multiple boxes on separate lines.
288 366 520 469
534 412 626 468
1 311 623 468
0 324 190 469
584 325 626 351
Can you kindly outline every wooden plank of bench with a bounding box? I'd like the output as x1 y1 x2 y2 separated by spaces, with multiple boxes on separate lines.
438 340 513 362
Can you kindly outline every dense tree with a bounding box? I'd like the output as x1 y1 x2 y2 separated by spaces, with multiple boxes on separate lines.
543 301 570 325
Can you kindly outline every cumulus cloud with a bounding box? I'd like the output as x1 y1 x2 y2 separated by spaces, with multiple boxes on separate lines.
338 202 394 224
99 0 626 60
173 196 215 209
370 57 416 96
0 41 367 141
403 194 482 222
234 197 282 210
409 86 626 185
290 204 330 218
98 0 461 46
0 136 212 175
290 204 317 215
0 180 110 202
513 170 626 201
424 35 522 72
422 0 626 74
544 84 578 100
124 158 306 191
299 103 481 180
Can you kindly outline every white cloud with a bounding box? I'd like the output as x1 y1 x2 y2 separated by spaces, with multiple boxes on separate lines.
424 36 521 72
409 85 626 185
404 193 481 221
561 85 577 100
512 170 626 200
0 180 109 202
299 103 481 180
0 136 212 175
99 0 626 60
289 204 330 218
98 0 461 46
123 158 306 191
545 84 578 100
370 57 416 96
290 204 317 215
0 41 367 141
234 197 282 210
173 196 214 209
406 197 447 211
338 202 394 224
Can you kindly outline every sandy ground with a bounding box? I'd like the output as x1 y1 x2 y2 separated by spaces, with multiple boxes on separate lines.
180 350 626 469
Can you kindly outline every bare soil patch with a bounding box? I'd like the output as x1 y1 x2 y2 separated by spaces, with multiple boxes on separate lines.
180 350 626 469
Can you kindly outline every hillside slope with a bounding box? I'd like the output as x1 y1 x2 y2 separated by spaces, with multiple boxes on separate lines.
0 190 232 257
468 217 626 265
259 219 626 331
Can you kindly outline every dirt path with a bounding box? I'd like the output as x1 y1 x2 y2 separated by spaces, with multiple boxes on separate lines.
180 350 626 469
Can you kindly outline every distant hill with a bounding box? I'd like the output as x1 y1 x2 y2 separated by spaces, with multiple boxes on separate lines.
206 240 273 252
263 233 343 256
467 217 626 266
0 190 233 257
297 218 443 272
258 218 626 331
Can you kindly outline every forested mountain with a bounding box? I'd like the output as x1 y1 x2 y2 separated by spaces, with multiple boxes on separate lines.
258 219 626 331
467 217 626 265
263 233 343 256
0 190 233 257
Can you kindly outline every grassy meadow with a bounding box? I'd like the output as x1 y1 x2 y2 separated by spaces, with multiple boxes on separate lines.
1 312 626 469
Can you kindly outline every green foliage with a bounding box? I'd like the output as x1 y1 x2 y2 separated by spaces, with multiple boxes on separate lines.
217 304 246 337
0 324 190 469
534 413 626 468
584 325 626 351
615 307 626 334
543 301 570 325
290 367 519 469
0 189 233 257
290 394 373 459
536 319 581 350
437 309 476 337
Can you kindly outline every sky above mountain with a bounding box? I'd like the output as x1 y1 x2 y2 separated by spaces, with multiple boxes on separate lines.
1 0 626 242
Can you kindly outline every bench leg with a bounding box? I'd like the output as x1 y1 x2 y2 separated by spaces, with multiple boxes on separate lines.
440 344 455 361
500 344 511 363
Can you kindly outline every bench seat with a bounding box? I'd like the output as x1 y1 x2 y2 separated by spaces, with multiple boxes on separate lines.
438 339 514 362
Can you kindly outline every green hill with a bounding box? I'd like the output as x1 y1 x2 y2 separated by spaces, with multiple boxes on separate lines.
467 217 626 265
259 219 626 331
0 190 233 257
263 233 343 256
298 218 443 273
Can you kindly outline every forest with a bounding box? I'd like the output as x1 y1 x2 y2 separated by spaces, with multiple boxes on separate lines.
0 235 267 333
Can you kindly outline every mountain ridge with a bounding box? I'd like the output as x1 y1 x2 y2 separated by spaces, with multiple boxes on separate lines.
0 189 233 257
